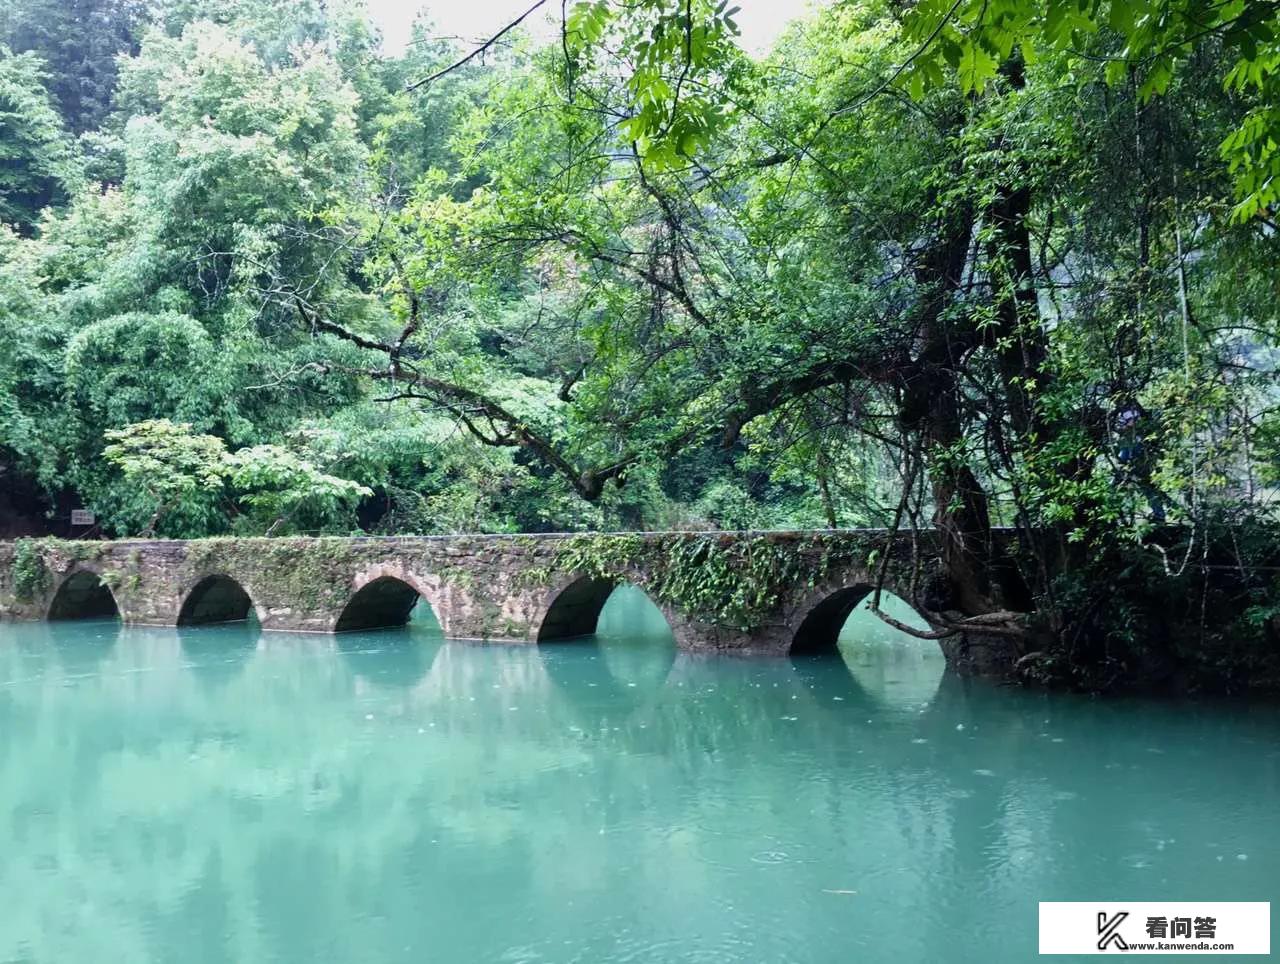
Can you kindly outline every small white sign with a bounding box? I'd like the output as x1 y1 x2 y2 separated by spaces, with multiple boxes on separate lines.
1040 902 1270 955
70 509 95 526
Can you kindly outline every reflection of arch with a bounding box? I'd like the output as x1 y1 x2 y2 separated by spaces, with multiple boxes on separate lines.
335 576 434 632
41 617 122 676
538 575 617 641
179 621 259 687
47 570 120 621
338 633 442 689
178 574 255 625
541 636 676 724
792 587 945 711
790 649 874 710
790 585 873 654
839 640 945 709
793 645 947 715
540 583 676 724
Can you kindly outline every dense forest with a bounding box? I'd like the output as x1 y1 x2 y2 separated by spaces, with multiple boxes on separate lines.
3 0 1280 688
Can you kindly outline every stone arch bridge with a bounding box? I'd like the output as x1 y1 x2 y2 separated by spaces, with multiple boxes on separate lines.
0 531 1016 670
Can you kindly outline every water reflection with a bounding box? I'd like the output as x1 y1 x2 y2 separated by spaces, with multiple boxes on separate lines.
179 620 260 688
835 641 945 708
0 614 1277 963
793 591 947 711
790 651 874 712
46 617 122 678
337 631 443 689
540 585 676 726
334 598 446 689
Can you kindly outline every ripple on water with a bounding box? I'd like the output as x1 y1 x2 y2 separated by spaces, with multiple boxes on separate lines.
750 850 790 865
0 619 1277 963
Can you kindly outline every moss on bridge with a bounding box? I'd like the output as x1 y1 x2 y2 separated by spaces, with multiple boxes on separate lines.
0 530 957 659
550 530 904 631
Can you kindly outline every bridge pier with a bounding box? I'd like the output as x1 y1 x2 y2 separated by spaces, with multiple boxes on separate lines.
0 532 1020 675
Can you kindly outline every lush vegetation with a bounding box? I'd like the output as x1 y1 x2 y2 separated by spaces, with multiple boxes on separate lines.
3 0 1280 687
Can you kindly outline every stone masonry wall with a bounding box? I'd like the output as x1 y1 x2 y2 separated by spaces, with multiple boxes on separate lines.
0 531 1019 672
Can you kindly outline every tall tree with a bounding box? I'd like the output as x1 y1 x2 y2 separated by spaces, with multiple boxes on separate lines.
0 0 143 132
0 48 76 232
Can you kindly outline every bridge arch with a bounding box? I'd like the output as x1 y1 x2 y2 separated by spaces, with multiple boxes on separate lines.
539 580 676 725
47 568 120 621
537 575 617 641
790 585 946 709
334 573 439 633
537 577 676 643
789 584 935 655
790 584 874 654
178 574 256 625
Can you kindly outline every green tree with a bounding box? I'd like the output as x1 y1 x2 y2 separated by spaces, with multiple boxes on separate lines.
101 419 228 535
0 48 76 232
0 0 143 132
893 0 1280 221
102 418 371 536
223 443 371 534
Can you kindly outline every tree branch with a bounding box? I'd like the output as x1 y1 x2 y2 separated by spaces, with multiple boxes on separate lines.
406 0 549 92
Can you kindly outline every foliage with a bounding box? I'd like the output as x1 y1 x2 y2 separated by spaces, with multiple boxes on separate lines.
1 0 1280 688
0 47 76 232
566 0 745 167
555 533 868 629
102 419 370 536
223 443 371 533
0 0 143 133
65 312 223 430
102 419 229 535
10 537 49 600
897 0 1280 220
1026 514 1280 693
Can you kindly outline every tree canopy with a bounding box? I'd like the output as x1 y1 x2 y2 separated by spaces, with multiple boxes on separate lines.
2 0 1279 686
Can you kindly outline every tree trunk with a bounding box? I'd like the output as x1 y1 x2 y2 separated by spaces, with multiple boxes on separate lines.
894 203 1009 614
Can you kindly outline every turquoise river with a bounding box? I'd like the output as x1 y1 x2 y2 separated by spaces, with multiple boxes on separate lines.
0 587 1276 962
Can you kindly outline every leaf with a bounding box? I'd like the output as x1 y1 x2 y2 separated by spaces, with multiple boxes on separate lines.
957 42 998 93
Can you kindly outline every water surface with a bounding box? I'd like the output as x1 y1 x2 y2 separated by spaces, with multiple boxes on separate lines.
1 589 1276 962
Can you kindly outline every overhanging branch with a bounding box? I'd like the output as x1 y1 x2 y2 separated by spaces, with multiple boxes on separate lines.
406 0 549 92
